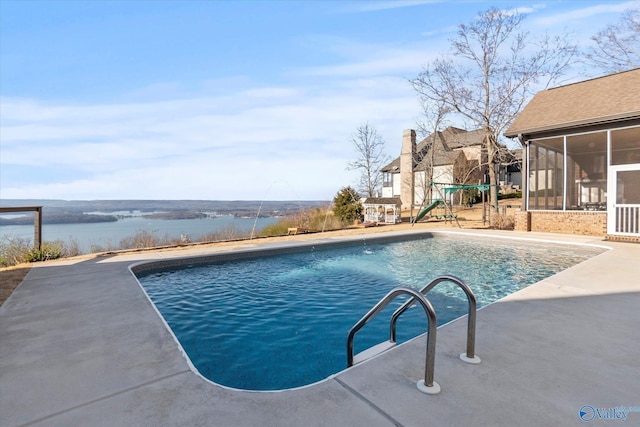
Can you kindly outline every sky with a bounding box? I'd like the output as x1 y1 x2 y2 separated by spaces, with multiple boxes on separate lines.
1 0 638 201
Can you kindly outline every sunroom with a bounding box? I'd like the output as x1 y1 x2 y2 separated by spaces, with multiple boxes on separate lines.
505 69 640 239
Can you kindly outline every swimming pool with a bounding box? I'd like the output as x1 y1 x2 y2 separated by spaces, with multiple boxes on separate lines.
135 232 604 391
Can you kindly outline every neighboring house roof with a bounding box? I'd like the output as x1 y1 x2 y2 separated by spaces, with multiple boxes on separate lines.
362 197 401 206
381 158 400 173
381 127 484 173
417 143 460 169
437 127 485 149
505 68 640 138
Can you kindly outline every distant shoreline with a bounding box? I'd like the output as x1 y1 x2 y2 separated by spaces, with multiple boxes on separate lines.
0 216 281 254
0 213 119 226
0 211 286 226
0 199 329 224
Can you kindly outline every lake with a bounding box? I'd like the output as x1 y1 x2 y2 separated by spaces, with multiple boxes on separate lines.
0 216 280 254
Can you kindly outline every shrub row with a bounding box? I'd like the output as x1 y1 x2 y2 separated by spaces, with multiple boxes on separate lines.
0 236 80 267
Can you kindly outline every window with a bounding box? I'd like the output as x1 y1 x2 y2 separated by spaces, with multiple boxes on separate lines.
528 137 564 210
527 126 639 212
611 128 640 165
528 131 610 211
382 172 393 187
566 132 607 210
617 170 640 204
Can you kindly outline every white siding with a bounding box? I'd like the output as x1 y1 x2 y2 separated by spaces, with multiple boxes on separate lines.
413 171 429 204
433 165 454 184
392 173 401 197
461 146 481 163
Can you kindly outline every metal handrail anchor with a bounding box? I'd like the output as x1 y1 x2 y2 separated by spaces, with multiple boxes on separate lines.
347 287 441 395
390 275 481 365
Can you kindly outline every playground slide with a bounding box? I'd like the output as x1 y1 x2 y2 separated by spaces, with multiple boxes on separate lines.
411 201 442 223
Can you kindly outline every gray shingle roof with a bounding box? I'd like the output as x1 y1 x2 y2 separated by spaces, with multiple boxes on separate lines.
505 68 640 138
362 197 401 206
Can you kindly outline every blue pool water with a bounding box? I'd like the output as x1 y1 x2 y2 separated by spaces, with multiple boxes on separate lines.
136 233 604 391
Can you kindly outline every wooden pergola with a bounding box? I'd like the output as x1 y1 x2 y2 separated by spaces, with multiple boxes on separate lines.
0 206 43 249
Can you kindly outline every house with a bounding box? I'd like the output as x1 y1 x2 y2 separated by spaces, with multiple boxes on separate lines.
504 68 640 240
498 148 523 192
381 127 521 212
381 127 484 210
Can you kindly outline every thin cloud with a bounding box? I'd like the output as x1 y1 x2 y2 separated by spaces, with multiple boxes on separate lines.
0 150 358 200
342 0 441 13
421 25 458 37
533 1 640 26
5 1 620 201
421 5 545 37
295 45 438 77
1 78 418 200
504 3 546 16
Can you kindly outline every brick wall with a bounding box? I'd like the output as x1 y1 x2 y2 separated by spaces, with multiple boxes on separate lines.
514 210 530 232
606 234 640 243
515 210 607 236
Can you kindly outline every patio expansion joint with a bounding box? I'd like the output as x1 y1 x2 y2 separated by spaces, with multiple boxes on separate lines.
334 377 404 427
17 369 191 427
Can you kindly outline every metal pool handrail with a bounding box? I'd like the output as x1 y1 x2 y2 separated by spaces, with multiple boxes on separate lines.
347 287 439 393
390 275 479 363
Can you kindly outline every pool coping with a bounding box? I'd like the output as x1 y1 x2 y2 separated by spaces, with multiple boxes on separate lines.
1 228 639 426
130 230 437 277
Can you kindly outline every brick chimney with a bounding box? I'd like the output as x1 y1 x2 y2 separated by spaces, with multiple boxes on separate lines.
400 129 416 210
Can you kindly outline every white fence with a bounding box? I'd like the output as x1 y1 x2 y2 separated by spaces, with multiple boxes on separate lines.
615 204 640 234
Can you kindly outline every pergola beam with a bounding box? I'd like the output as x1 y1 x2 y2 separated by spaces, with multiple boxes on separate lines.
0 206 43 250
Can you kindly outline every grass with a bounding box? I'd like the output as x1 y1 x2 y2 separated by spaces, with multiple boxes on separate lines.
260 206 343 236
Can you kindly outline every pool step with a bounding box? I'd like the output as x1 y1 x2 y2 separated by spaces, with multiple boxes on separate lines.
353 340 396 365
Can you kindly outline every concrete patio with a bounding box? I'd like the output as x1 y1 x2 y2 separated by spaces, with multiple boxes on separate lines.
1 229 639 426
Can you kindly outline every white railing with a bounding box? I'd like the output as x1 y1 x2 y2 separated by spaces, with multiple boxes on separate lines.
616 204 640 234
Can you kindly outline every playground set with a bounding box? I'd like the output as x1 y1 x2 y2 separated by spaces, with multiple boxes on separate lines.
411 182 494 226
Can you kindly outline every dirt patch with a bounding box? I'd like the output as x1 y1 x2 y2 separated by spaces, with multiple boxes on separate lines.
0 265 31 306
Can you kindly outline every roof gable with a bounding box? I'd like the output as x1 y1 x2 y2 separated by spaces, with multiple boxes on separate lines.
381 127 483 173
505 68 640 138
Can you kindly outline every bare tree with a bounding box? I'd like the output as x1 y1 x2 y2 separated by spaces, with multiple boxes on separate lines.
414 99 452 205
410 7 577 219
347 122 390 198
452 154 485 205
585 9 640 74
